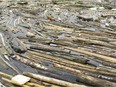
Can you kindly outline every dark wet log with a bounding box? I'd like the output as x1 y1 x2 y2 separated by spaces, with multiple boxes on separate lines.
29 44 69 53
51 52 88 64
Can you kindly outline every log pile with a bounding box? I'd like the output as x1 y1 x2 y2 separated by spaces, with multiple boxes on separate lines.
0 0 116 87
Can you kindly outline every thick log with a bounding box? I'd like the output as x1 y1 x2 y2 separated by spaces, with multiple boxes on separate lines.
43 24 74 33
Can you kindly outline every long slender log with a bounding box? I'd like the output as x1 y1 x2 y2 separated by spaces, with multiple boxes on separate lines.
51 40 77 47
103 30 116 35
23 72 88 87
72 33 115 42
27 37 51 44
64 47 116 63
83 45 116 58
29 44 69 53
52 52 88 64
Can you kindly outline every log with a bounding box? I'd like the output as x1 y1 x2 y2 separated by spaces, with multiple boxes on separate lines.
73 37 115 49
23 72 88 87
0 71 12 78
29 44 69 53
72 33 115 42
43 24 74 33
13 55 48 70
64 47 116 63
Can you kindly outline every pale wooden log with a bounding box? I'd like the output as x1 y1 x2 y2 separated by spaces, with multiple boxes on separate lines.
0 71 44 87
0 71 13 78
23 72 88 87
43 24 74 33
